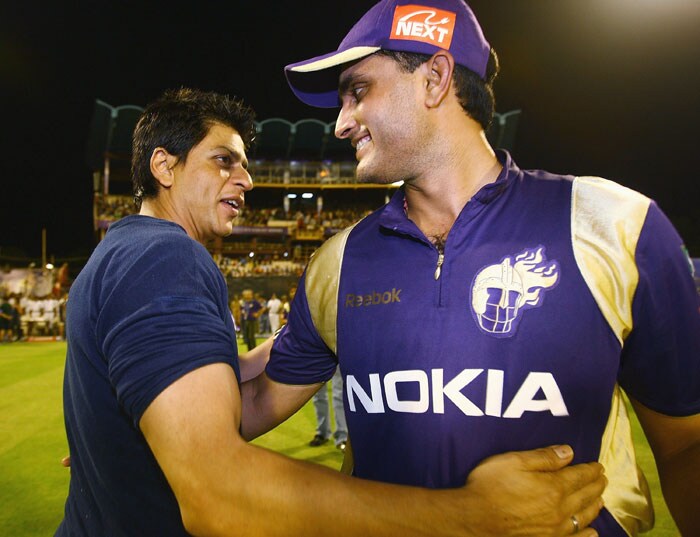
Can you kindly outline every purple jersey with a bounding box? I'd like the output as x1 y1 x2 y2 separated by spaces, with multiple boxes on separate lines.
267 152 700 536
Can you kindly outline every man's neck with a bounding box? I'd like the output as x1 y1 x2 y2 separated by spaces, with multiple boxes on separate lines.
140 197 197 242
404 142 502 245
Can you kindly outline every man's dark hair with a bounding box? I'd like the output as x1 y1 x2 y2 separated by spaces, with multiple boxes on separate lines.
375 48 499 131
131 87 256 207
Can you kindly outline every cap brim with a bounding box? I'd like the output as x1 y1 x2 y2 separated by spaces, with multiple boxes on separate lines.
285 46 380 108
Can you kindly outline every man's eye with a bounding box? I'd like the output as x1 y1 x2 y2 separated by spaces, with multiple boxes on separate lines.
352 87 366 100
217 155 232 166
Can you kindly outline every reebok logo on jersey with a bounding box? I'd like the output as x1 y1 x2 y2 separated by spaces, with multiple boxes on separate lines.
345 288 401 308
471 246 560 338
391 5 456 48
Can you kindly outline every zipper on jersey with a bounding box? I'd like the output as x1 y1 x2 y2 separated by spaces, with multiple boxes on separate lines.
434 251 445 307
434 253 444 280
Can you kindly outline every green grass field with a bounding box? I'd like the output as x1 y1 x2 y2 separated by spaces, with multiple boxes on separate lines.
0 341 679 536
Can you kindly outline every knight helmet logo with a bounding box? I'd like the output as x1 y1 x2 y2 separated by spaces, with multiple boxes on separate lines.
471 246 560 337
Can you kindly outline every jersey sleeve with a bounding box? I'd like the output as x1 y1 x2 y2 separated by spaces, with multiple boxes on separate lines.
618 201 700 416
266 270 338 385
96 237 238 426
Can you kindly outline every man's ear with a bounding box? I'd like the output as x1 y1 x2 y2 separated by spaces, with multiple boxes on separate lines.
423 51 455 108
149 148 178 188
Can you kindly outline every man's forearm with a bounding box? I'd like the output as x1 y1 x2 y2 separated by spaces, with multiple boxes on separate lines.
239 372 320 440
153 365 466 536
179 440 605 537
656 444 700 536
183 441 468 537
629 398 700 536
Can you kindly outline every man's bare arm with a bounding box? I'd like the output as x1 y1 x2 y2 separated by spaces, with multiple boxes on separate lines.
142 363 606 537
237 336 274 382
240 370 322 440
630 397 700 536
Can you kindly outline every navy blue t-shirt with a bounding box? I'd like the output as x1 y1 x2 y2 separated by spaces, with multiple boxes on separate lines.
56 215 239 536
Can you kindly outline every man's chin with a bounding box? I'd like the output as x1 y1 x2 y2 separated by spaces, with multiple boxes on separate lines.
216 223 234 238
356 168 402 186
356 162 381 184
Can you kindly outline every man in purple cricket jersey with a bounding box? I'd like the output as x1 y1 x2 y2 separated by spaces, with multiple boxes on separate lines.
240 1 700 536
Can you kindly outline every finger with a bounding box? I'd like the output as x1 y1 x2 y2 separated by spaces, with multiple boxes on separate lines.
555 462 605 492
575 528 598 537
506 445 575 472
558 498 605 536
561 472 607 516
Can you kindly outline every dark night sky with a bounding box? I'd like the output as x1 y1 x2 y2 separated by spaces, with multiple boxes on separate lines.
1 0 699 261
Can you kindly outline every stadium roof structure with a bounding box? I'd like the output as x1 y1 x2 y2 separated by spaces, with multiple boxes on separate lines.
85 99 522 172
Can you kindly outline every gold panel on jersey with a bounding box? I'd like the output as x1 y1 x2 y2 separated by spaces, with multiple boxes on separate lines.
571 176 650 345
599 386 654 535
304 223 359 355
572 176 653 534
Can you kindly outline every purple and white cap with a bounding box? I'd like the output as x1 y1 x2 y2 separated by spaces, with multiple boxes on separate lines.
285 0 490 108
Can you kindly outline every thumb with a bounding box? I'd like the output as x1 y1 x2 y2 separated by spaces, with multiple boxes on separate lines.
517 445 574 471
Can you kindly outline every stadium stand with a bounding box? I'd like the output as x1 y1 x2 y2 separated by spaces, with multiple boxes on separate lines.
85 100 145 167
291 118 328 161
253 118 294 160
85 101 522 296
84 100 115 171
321 121 355 161
108 106 145 156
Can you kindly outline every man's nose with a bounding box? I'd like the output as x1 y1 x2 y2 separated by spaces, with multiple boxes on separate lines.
334 104 356 140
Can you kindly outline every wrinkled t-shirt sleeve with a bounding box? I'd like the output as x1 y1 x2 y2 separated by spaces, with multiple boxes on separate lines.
96 239 237 426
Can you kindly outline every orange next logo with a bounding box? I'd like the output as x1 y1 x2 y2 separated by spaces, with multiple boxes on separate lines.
391 5 456 48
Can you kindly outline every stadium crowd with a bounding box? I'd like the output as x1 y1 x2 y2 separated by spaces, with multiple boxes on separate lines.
215 255 304 279
96 194 374 234
0 266 69 342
